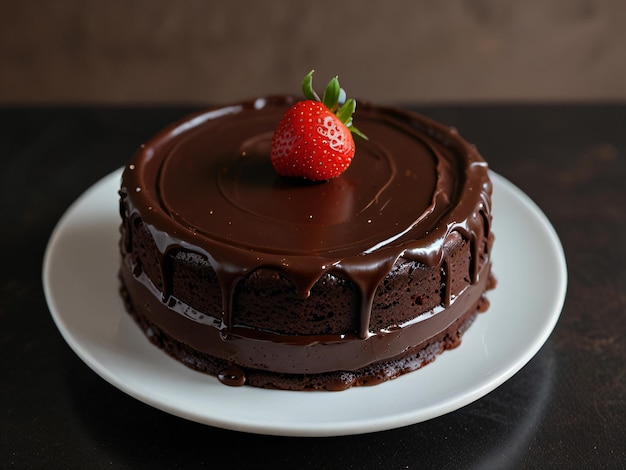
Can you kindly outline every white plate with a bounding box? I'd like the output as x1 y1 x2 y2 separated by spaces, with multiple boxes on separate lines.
43 168 567 437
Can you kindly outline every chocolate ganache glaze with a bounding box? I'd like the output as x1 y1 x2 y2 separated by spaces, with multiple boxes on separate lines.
119 95 494 389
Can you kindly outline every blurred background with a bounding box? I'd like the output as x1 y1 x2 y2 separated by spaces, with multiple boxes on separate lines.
2 0 625 105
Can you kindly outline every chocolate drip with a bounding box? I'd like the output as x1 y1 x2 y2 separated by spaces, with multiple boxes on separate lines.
218 366 246 387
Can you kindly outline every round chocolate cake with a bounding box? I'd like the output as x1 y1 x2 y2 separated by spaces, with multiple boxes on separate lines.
118 95 495 391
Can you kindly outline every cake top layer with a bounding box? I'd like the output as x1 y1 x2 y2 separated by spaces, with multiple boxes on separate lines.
121 95 491 330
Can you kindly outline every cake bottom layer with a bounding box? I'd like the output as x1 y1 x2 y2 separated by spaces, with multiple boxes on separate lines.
119 275 492 391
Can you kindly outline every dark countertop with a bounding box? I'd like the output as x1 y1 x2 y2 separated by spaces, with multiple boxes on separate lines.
2 104 625 469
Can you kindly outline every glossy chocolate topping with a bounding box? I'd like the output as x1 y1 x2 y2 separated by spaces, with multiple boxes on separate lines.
119 95 493 381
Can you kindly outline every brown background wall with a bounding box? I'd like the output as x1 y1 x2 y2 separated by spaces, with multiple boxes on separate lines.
2 0 625 105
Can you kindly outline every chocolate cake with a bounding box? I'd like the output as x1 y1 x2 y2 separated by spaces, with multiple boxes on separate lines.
118 94 495 391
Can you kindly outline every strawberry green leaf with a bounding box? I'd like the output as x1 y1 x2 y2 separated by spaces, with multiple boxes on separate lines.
322 77 341 111
302 70 320 101
338 99 368 140
336 98 356 124
349 125 369 140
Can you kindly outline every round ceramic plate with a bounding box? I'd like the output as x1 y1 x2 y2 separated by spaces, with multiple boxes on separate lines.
43 168 567 437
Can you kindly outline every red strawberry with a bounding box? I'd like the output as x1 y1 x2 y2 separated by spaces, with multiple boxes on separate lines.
271 70 367 181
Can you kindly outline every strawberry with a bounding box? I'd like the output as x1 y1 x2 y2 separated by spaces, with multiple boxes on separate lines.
271 70 367 181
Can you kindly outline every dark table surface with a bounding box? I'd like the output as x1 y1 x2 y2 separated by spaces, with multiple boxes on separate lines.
2 104 625 469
